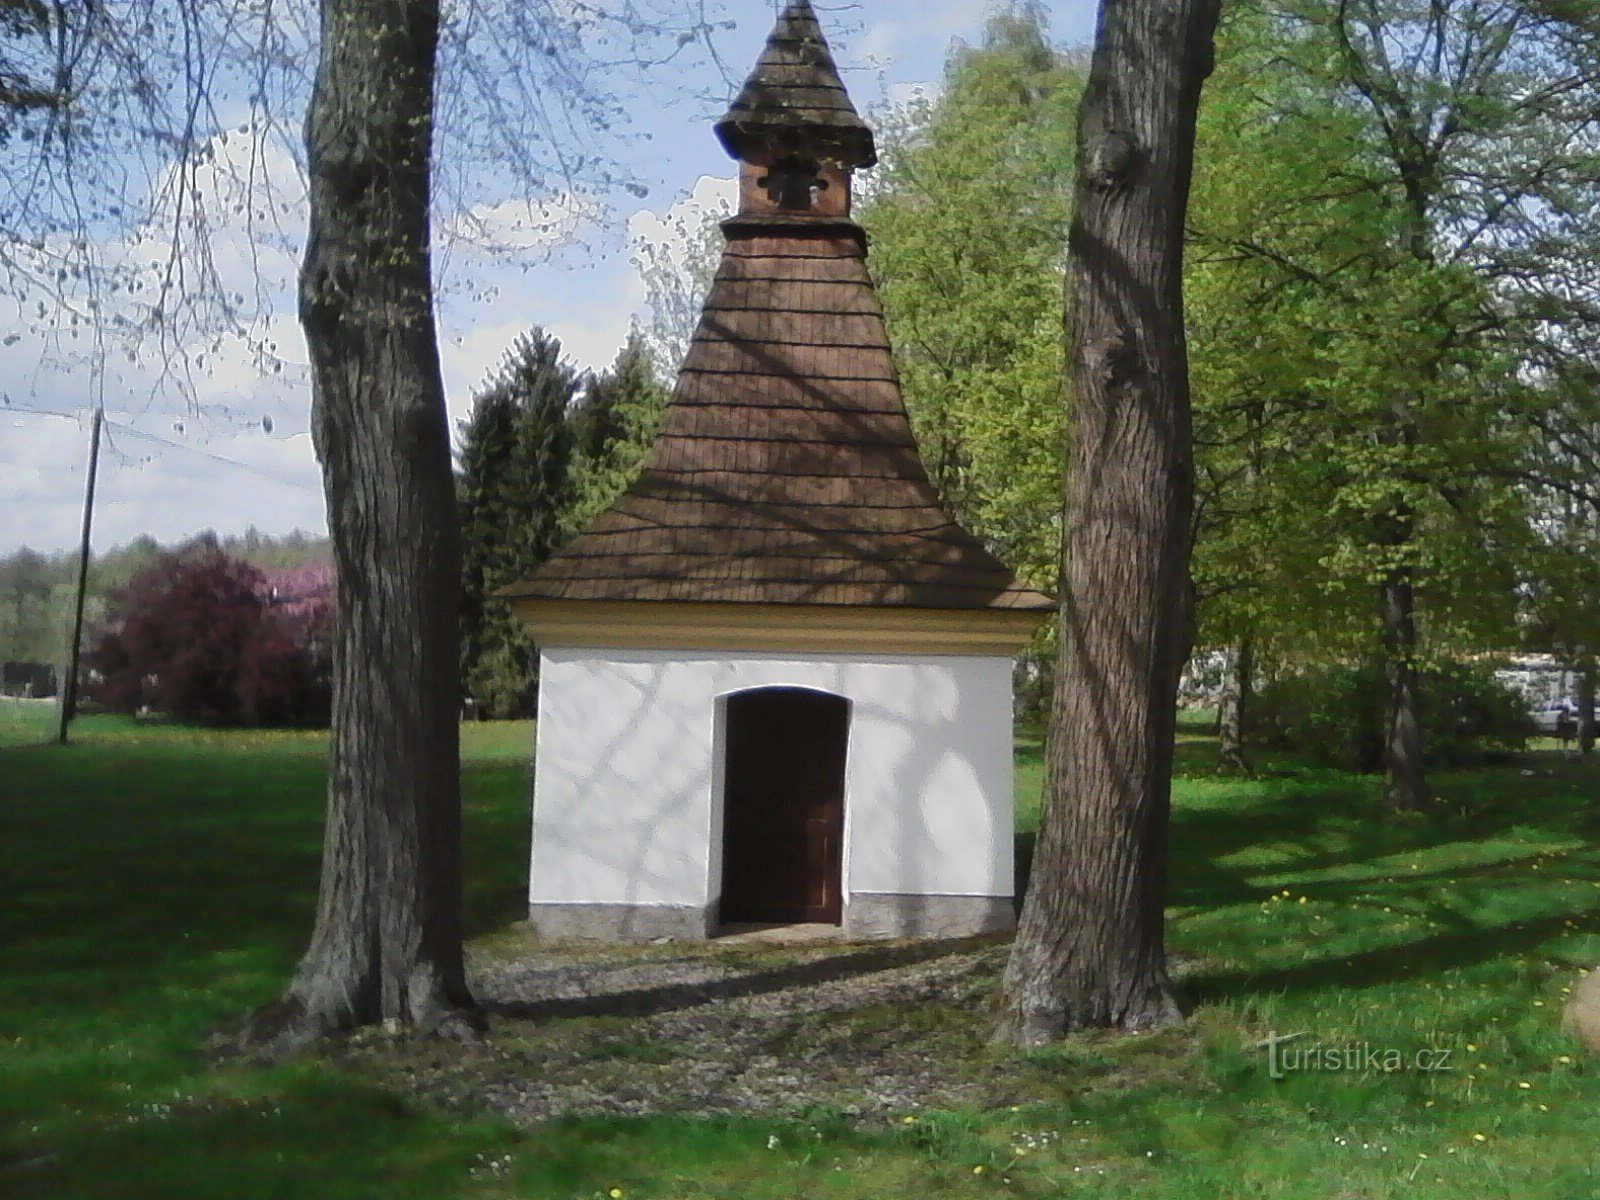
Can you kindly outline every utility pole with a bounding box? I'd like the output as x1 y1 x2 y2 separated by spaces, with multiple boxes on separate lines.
57 407 104 745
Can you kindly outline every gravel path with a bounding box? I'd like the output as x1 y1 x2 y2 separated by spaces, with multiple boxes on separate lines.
340 935 1018 1125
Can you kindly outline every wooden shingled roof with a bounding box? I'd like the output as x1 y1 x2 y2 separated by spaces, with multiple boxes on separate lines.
504 7 1052 616
714 0 876 169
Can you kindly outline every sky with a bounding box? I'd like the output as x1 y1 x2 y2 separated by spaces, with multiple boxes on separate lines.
0 1 1096 558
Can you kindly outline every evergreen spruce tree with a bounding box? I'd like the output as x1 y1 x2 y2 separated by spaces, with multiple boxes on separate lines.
457 329 579 718
562 330 671 538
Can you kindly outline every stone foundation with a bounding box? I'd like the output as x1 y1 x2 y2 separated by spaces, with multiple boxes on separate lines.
530 894 1015 942
530 902 715 942
843 893 1015 940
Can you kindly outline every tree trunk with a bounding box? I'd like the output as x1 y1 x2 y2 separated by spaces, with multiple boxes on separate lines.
1218 637 1253 771
994 0 1219 1046
259 0 475 1050
1381 569 1430 811
1577 659 1595 757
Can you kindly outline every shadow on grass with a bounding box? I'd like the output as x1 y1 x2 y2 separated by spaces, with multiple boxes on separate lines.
0 1074 487 1200
1183 906 1598 1007
0 737 60 752
482 936 998 1022
1010 752 1600 1008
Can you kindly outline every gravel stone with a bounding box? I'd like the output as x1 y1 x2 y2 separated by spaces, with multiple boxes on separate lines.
336 935 1017 1126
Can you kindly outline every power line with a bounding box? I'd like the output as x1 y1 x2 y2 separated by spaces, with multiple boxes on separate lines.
3 404 90 422
102 418 322 493
8 403 320 494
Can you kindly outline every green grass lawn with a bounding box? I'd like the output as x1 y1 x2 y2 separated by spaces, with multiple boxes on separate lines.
3 709 1599 1198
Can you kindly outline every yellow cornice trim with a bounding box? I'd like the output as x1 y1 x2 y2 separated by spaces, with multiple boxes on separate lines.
512 599 1049 656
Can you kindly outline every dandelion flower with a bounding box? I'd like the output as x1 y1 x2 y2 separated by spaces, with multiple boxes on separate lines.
1472 1133 1487 1143
973 1165 987 1175
610 1190 625 1199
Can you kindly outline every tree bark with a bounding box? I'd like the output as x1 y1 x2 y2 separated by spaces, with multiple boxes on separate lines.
1381 568 1430 811
1577 658 1595 757
258 0 475 1049
994 0 1219 1046
1217 637 1253 772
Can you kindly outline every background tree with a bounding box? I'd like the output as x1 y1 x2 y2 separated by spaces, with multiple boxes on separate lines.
995 0 1221 1044
86 544 327 725
0 547 62 664
635 191 733 379
457 327 580 719
561 329 670 538
0 0 65 121
1520 404 1600 754
861 4 1082 591
1182 0 1600 804
0 532 328 677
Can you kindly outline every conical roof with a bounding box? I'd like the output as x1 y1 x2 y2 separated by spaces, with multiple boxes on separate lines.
504 10 1050 618
505 218 1051 613
714 1 876 168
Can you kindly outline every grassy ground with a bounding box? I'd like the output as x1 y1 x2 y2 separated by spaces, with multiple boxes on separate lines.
2 708 1598 1198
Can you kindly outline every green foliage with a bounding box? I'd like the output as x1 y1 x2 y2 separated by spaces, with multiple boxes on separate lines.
1254 661 1532 772
0 546 67 664
1517 374 1600 666
1186 5 1537 667
0 533 331 672
457 328 580 719
561 330 670 539
860 5 1082 590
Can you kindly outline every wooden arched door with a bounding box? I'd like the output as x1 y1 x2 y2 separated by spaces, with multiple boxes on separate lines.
719 688 848 925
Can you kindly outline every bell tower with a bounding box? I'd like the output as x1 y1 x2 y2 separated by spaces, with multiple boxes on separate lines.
713 0 877 220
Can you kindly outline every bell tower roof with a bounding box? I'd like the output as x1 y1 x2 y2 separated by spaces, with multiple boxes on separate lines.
714 1 877 169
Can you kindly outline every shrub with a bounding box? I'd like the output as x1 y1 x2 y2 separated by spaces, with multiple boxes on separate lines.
1253 661 1531 772
86 546 332 727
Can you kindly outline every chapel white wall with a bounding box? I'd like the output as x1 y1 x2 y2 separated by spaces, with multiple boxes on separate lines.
529 648 1015 912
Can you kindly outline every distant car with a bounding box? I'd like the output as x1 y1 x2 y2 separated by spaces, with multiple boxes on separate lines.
1531 699 1580 738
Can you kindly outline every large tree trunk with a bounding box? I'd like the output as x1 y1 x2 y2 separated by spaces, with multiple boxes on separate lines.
1381 569 1430 811
259 0 475 1049
1217 638 1253 771
994 0 1219 1046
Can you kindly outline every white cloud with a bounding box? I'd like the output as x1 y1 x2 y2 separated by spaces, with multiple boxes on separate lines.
0 400 326 556
858 0 989 68
442 191 603 253
0 115 321 556
440 172 734 431
628 174 737 256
